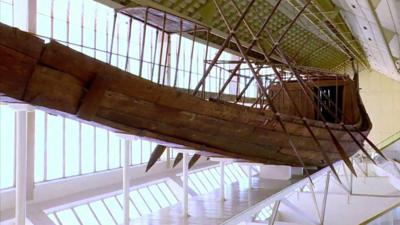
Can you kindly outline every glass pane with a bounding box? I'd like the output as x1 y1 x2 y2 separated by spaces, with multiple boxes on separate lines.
34 110 45 182
74 205 100 225
158 183 177 205
203 170 219 188
131 139 141 165
189 173 207 194
56 209 80 225
103 197 123 224
95 127 108 171
65 118 79 177
141 140 151 164
227 164 242 181
0 106 15 188
69 0 83 26
148 185 170 208
116 194 141 219
48 213 61 225
90 200 117 225
109 132 121 169
36 14 51 38
188 177 201 194
53 19 67 42
210 168 221 185
0 2 13 26
81 123 95 174
46 114 63 180
196 172 213 192
138 187 160 211
53 0 68 21
37 0 52 16
233 164 247 178
130 190 151 215
224 165 236 183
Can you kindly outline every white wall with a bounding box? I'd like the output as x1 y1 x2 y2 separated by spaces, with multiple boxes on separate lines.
276 166 400 225
359 69 400 143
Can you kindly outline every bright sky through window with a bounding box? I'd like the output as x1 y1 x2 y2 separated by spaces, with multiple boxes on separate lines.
0 0 265 195
0 105 16 189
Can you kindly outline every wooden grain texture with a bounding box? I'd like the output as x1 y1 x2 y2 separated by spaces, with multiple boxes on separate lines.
39 41 105 84
146 145 167 172
0 23 372 167
0 45 37 99
77 73 110 120
24 65 85 114
0 23 44 59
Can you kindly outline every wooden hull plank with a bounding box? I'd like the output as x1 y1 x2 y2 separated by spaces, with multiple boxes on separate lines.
0 23 373 167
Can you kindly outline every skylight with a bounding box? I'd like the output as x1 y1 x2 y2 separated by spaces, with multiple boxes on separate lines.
46 180 178 225
181 163 248 195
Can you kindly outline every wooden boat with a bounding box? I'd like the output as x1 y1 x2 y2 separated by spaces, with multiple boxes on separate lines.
0 22 372 169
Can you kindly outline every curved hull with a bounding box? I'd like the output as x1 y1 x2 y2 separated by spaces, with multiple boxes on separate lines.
0 24 371 167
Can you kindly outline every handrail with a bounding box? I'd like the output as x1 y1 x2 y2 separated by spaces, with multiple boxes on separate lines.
220 161 340 225
376 130 400 150
358 202 400 224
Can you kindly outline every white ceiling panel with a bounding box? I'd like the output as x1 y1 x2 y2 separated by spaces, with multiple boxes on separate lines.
389 36 400 58
375 0 400 33
332 0 400 79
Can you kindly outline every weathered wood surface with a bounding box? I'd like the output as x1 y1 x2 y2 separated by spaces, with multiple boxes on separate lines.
0 24 371 167
270 79 361 124
146 145 167 172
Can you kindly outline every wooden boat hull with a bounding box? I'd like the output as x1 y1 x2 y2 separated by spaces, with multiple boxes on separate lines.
0 24 371 167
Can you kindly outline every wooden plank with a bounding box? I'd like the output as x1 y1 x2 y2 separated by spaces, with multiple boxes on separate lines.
0 45 37 99
77 73 110 120
95 107 301 165
93 115 322 166
39 41 105 84
99 90 354 154
0 23 371 167
23 65 85 114
103 68 276 128
0 23 44 59
98 91 288 151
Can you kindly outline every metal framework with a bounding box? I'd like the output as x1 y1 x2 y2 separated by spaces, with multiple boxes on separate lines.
106 0 386 178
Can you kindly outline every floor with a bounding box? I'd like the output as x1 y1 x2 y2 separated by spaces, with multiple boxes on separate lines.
131 177 300 225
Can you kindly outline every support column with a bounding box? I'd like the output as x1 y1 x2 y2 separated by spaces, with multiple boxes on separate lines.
13 0 36 32
12 104 34 225
248 165 252 189
26 111 35 200
182 152 189 216
166 147 171 169
123 139 131 225
116 133 135 225
15 110 27 225
220 161 225 201
320 171 331 224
